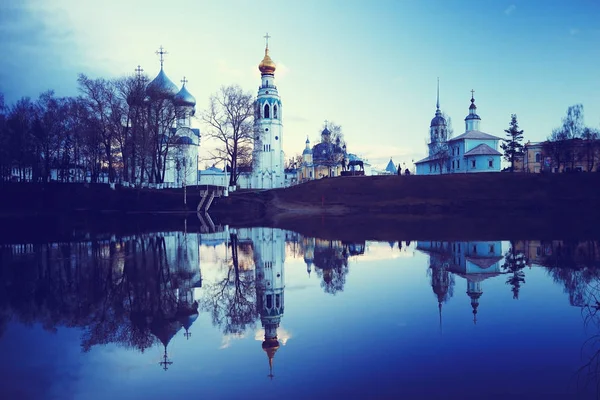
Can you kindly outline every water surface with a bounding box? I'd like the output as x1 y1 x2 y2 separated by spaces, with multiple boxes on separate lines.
1 228 599 399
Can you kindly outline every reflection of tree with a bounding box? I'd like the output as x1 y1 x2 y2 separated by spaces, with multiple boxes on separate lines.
313 241 349 295
542 241 600 307
535 240 600 394
501 241 527 299
198 234 257 334
0 232 201 368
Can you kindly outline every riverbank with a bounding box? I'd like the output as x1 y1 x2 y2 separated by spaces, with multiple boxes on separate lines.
212 172 600 218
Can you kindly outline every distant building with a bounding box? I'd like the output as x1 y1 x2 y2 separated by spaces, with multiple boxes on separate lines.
298 126 347 182
415 87 502 175
517 139 600 173
384 158 398 175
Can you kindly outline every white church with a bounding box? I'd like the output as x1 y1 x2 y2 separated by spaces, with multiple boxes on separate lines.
142 49 200 188
415 85 502 175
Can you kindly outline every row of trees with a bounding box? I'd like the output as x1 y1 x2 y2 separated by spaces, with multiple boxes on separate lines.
544 104 600 172
0 74 186 184
0 72 258 186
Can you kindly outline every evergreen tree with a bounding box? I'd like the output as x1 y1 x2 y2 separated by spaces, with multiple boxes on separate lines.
501 114 525 172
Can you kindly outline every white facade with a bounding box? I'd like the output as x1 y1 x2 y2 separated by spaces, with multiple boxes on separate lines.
252 44 285 189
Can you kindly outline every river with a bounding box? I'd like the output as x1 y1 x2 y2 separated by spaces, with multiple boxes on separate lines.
0 223 599 399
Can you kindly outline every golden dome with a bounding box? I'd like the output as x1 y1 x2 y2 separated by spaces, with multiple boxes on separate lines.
258 48 276 75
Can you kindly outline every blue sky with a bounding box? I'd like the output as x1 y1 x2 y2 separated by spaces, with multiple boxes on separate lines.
1 0 599 168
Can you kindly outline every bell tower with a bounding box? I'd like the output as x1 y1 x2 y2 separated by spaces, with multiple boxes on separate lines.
252 34 284 189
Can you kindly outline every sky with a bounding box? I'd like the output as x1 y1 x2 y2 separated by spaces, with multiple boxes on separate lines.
1 0 599 169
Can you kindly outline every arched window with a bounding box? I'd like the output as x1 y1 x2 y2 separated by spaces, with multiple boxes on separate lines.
273 104 278 119
535 153 541 163
264 103 270 118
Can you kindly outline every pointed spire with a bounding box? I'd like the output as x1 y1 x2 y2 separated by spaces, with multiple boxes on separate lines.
439 301 443 335
436 77 440 110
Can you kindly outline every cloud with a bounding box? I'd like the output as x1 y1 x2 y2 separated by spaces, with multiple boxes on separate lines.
504 4 516 16
569 28 580 36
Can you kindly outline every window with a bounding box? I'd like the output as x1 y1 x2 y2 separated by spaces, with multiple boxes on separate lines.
489 244 495 253
264 104 270 118
457 160 460 169
535 153 541 163
473 245 477 254
266 294 273 309
275 294 281 308
429 165 432 172
488 159 493 168
274 104 278 119
536 247 541 256
471 160 476 168
452 160 455 169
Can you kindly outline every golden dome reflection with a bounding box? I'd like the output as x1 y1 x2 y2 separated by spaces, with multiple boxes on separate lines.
258 48 276 75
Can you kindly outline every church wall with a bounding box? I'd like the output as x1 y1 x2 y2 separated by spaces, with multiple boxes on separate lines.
463 139 499 153
465 155 501 173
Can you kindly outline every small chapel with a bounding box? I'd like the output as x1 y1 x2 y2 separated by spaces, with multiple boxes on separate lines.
415 84 502 175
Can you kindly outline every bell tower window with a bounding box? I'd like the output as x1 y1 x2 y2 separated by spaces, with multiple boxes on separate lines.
274 104 278 119
264 104 270 118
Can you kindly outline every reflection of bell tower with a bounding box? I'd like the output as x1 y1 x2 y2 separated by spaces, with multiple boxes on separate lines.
466 279 483 324
431 262 452 332
253 228 286 378
303 237 315 277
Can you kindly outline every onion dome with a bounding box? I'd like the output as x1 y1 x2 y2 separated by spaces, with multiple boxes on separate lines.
303 147 312 155
174 84 196 107
147 68 179 100
258 48 276 75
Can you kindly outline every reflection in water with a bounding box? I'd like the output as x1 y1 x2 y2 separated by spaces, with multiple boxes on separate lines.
3 232 600 396
418 241 503 324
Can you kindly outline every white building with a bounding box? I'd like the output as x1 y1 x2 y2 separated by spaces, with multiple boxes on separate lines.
143 51 200 188
251 37 285 189
415 86 502 175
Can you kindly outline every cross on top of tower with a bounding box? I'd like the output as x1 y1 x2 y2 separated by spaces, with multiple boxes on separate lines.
264 33 271 49
324 119 328 128
135 65 144 78
181 76 188 86
156 46 168 69
470 89 475 100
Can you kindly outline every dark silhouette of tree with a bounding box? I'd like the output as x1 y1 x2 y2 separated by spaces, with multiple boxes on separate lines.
203 85 254 186
500 114 525 172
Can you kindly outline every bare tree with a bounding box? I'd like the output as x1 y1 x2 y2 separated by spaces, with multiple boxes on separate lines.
430 141 451 174
77 74 126 183
202 85 254 187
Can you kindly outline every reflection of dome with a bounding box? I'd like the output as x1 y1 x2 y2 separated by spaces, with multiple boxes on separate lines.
150 317 183 348
258 48 276 75
147 69 179 99
174 84 196 107
178 312 199 331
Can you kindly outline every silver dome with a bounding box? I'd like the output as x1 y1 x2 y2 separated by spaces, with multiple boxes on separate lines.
146 68 179 99
174 84 196 107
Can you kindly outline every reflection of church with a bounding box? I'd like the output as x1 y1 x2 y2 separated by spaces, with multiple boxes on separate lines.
252 228 286 378
418 241 503 323
301 237 365 294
